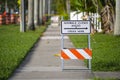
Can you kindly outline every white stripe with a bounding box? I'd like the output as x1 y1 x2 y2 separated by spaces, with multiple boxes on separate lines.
62 49 77 59
76 49 92 59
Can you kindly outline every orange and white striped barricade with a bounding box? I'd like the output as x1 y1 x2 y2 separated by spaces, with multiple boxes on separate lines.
61 48 92 60
61 19 92 70
0 14 3 25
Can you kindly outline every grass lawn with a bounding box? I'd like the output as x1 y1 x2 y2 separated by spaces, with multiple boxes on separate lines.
0 25 46 80
69 33 120 71
93 77 120 80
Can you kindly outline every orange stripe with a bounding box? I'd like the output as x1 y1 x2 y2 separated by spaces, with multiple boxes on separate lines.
69 49 85 60
84 48 92 56
61 50 70 60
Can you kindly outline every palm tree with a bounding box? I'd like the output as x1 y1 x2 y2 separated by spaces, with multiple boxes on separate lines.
20 0 26 32
28 0 35 30
39 0 43 25
92 0 115 33
114 0 120 35
42 0 46 25
66 0 70 18
34 0 39 27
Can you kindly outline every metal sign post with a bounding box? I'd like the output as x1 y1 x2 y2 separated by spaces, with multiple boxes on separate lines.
61 20 92 70
61 34 64 70
88 34 91 69
61 16 64 70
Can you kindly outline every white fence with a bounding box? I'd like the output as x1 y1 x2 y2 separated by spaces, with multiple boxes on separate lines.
70 11 102 32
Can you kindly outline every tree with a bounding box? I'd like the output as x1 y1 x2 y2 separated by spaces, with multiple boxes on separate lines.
0 0 19 13
66 0 70 18
71 0 116 33
34 0 39 27
71 0 96 13
71 0 85 12
20 0 26 32
28 0 35 30
39 0 43 25
114 0 120 35
52 0 66 14
51 0 69 20
92 0 115 33
42 0 47 25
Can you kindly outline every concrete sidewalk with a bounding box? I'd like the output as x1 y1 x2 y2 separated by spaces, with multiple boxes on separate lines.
9 23 120 80
9 24 93 80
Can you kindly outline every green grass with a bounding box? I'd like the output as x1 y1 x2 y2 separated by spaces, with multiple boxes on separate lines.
93 77 120 80
69 33 120 71
0 25 46 80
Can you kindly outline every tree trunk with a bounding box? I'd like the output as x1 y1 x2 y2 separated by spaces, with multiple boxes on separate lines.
66 0 70 19
20 0 26 32
114 0 120 35
48 0 51 16
34 0 39 27
42 0 46 25
42 0 45 15
39 0 43 25
28 0 35 30
101 5 114 33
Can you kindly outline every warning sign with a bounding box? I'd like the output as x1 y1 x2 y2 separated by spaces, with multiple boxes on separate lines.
61 20 91 34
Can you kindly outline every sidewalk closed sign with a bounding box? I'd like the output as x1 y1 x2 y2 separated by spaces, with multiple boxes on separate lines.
61 20 92 70
61 20 91 34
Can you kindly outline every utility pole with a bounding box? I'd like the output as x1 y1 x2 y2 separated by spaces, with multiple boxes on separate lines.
20 0 26 32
